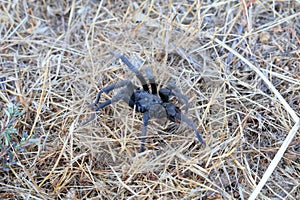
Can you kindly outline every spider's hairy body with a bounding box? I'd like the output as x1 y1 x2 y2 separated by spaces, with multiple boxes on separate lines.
131 90 168 119
130 90 162 112
82 52 206 152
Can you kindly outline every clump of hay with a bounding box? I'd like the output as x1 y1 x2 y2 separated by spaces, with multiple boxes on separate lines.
0 1 299 199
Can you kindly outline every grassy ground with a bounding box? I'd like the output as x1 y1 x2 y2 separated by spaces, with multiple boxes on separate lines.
0 0 299 199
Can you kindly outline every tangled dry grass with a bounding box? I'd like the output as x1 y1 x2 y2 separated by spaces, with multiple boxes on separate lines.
0 0 299 199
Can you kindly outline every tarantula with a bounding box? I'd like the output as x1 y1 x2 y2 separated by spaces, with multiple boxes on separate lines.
82 52 206 152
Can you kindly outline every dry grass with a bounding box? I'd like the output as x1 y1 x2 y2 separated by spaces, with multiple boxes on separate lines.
0 0 299 199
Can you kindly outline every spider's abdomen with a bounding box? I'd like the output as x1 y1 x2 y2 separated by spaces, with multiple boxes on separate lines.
163 102 181 122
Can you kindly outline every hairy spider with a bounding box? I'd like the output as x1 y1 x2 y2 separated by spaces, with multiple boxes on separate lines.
82 52 206 152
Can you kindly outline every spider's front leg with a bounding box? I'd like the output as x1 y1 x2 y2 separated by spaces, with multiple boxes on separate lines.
110 52 150 92
81 80 137 126
89 80 135 108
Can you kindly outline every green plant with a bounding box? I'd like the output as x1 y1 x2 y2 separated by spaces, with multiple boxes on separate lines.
0 102 22 171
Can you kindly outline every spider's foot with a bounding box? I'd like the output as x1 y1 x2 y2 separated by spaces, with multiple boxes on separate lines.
80 113 96 126
110 51 121 58
195 132 206 147
140 143 146 152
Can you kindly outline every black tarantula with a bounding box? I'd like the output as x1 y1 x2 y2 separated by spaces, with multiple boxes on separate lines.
82 52 206 152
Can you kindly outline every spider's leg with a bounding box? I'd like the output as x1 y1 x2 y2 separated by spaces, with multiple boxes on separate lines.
110 52 150 92
90 80 137 107
81 100 112 126
159 86 189 114
175 112 206 146
145 67 157 95
82 80 137 126
166 82 189 113
141 111 150 152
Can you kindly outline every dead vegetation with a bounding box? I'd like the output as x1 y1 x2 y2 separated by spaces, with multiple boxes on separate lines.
0 0 299 199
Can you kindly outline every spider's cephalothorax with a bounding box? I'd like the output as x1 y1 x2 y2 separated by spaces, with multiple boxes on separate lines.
82 52 206 152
